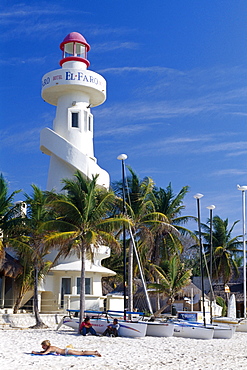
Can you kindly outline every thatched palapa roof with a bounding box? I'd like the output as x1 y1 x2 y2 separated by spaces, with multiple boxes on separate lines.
176 282 202 299
0 253 23 278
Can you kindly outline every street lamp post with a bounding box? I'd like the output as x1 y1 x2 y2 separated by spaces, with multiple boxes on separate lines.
206 205 215 323
194 193 206 326
117 154 128 320
237 185 247 318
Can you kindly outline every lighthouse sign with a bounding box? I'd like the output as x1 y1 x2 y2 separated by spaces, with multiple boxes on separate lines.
42 69 105 88
41 68 106 106
65 71 101 86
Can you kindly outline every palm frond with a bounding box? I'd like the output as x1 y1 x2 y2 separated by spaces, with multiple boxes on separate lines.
44 231 80 247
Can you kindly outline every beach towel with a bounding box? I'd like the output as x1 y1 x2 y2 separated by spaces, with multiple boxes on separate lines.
30 353 95 357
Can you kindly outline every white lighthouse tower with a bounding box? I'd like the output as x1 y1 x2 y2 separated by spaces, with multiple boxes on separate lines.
31 33 117 314
40 32 109 191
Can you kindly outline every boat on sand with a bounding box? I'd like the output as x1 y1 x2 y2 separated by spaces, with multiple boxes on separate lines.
145 321 174 337
57 310 147 338
173 321 214 340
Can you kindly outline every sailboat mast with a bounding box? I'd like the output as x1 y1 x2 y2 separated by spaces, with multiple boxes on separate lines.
117 154 128 321
194 193 206 326
241 189 246 318
207 205 215 324
237 185 247 319
129 228 153 315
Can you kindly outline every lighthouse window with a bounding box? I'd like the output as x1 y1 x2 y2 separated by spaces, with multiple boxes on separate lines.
71 112 79 128
64 42 74 58
88 114 93 131
76 43 86 58
77 277 91 294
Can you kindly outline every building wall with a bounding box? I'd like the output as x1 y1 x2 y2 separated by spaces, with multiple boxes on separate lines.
38 269 109 312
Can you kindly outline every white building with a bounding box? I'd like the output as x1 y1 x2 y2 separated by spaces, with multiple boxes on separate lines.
38 246 117 313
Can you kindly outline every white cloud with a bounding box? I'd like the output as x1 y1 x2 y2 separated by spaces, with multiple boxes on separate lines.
229 112 247 116
99 66 182 74
227 150 247 157
95 84 246 130
93 42 139 52
195 141 247 154
150 138 247 157
0 4 134 41
0 57 46 65
0 4 80 18
0 126 42 152
103 130 246 159
211 169 247 176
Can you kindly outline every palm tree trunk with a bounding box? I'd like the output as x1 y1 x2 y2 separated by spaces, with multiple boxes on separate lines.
13 291 25 314
30 264 47 328
156 278 160 311
79 244 86 333
154 303 170 317
154 297 174 317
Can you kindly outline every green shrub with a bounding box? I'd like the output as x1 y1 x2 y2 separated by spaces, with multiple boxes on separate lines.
216 296 227 316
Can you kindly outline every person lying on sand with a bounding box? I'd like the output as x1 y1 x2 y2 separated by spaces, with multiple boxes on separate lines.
31 340 101 356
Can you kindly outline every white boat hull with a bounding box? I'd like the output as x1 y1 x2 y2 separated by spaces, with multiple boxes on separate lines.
212 324 235 339
186 321 235 339
236 319 247 332
58 316 147 337
60 316 80 330
146 322 174 337
173 322 214 340
116 320 147 337
212 317 239 329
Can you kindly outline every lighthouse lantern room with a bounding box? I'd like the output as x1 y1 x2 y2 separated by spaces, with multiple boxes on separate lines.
60 32 91 68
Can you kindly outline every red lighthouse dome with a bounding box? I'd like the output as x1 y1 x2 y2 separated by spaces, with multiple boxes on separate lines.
59 32 91 67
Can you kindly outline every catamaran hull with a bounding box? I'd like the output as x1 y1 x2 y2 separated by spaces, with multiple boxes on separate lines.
184 321 235 339
58 316 147 337
212 317 239 330
173 323 214 340
236 319 247 332
116 320 147 337
212 325 235 339
146 322 174 337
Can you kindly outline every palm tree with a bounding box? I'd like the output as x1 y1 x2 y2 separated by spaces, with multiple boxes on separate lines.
144 183 194 311
45 171 129 330
113 168 179 312
148 255 192 316
0 174 21 263
153 183 189 221
201 215 242 284
151 183 195 264
11 185 53 327
12 239 52 314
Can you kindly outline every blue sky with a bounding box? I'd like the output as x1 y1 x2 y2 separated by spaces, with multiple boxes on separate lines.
1 1 246 235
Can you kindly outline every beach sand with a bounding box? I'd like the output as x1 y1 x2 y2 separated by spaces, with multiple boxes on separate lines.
1 326 247 370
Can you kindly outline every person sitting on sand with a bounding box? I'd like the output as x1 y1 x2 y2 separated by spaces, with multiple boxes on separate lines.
31 340 101 356
103 318 119 337
79 316 97 336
